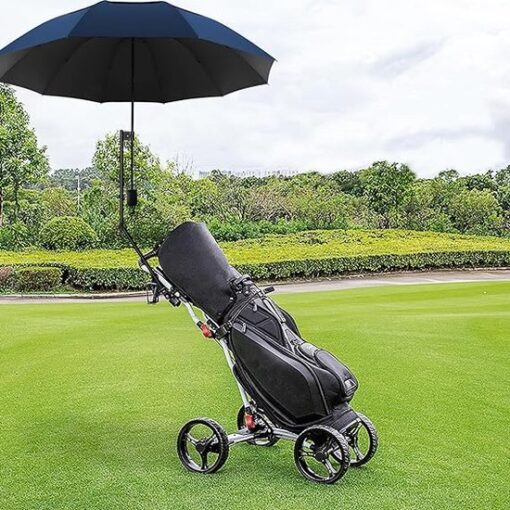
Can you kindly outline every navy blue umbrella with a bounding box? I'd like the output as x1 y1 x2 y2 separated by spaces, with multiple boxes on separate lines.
0 1 275 103
0 1 274 251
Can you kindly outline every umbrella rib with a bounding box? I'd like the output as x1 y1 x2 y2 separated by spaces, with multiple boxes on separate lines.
174 4 273 82
0 49 35 82
100 39 125 103
232 49 268 85
174 8 199 39
175 39 224 97
42 38 92 96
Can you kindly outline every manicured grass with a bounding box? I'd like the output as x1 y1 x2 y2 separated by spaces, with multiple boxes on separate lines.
0 282 509 509
1 229 510 268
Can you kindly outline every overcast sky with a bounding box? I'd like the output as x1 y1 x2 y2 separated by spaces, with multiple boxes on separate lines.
2 0 510 177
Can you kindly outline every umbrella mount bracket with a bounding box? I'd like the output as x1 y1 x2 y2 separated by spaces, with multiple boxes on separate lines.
118 129 144 259
119 128 138 211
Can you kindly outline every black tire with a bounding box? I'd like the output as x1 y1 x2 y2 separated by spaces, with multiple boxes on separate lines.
345 413 378 467
236 406 279 447
177 418 229 474
294 425 350 484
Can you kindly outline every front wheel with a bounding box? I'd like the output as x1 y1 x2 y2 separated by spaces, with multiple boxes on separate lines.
345 413 378 467
294 425 350 484
177 418 229 474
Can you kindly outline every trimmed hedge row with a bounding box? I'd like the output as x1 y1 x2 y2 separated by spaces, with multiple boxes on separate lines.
0 266 16 290
15 267 62 292
2 226 510 292
236 250 510 280
67 267 148 291
0 265 63 292
2 249 505 292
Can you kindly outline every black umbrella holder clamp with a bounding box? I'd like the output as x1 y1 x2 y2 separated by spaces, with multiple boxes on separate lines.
118 125 161 303
118 128 139 249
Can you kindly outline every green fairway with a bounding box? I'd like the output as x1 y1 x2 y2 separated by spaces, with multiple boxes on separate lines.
0 282 508 510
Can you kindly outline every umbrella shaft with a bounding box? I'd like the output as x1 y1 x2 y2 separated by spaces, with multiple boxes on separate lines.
130 100 134 189
130 37 135 190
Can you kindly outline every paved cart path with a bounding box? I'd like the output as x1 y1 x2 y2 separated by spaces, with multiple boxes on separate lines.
1 269 509 305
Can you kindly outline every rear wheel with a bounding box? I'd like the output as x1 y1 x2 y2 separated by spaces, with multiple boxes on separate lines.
236 406 279 447
294 425 350 484
177 418 229 474
345 413 378 467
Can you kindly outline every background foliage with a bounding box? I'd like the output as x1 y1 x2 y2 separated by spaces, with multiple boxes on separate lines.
1 88 510 251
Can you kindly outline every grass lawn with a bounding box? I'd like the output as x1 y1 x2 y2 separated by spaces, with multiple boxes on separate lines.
0 282 509 509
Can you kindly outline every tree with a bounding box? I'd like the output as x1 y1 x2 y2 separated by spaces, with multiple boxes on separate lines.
286 188 353 229
0 84 49 226
495 166 510 212
460 170 496 192
360 161 416 228
449 190 503 235
41 187 77 222
404 181 455 233
92 131 162 195
329 170 364 196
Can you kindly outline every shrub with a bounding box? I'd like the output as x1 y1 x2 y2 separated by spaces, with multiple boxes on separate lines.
67 267 148 291
0 223 32 250
0 266 16 291
207 219 307 242
40 216 98 251
15 266 62 293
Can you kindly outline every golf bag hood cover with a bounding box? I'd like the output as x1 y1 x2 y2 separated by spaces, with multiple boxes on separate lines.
158 222 239 319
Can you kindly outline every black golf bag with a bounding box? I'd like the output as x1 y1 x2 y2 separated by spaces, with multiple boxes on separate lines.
158 222 359 433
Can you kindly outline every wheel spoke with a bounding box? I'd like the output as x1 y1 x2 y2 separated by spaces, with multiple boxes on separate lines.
199 451 209 470
205 433 217 444
349 432 364 460
185 433 199 446
353 445 363 460
349 423 361 436
324 439 341 456
323 459 337 477
331 447 344 463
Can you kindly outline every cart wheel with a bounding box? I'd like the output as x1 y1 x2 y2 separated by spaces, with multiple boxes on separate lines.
345 413 378 467
236 406 279 447
294 425 350 484
177 418 229 474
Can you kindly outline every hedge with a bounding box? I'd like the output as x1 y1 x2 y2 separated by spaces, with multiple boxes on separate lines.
14 266 63 293
235 250 510 280
1 229 510 292
67 267 148 291
58 249 510 291
3 229 510 268
0 266 15 290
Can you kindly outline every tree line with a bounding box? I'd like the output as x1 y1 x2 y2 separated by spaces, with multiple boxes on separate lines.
1 83 509 250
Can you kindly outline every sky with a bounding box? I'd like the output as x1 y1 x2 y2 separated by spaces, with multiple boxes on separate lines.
2 0 510 177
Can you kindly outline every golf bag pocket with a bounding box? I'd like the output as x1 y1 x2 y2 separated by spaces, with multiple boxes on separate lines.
297 343 358 400
230 322 330 422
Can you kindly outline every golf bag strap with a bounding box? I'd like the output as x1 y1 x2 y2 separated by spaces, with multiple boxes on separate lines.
216 294 258 339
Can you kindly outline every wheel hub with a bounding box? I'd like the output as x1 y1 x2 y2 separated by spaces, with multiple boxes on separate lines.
195 441 208 454
314 448 327 462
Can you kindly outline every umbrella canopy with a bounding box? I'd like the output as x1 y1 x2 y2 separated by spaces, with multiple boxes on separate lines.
0 0 275 103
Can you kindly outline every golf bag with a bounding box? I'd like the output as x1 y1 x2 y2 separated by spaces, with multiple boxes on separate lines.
158 222 360 429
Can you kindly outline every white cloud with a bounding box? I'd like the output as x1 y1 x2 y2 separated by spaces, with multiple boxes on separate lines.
2 0 510 176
